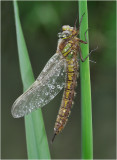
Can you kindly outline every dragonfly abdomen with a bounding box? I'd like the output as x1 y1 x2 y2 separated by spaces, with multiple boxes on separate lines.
52 27 80 141
54 60 78 135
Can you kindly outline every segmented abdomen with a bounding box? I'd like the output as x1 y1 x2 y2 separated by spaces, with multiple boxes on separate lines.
54 58 78 134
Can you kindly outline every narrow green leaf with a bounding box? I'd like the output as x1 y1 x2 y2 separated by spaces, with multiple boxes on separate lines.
13 1 51 159
79 0 93 159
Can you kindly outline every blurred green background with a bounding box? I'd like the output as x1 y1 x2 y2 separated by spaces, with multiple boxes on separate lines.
2 1 116 159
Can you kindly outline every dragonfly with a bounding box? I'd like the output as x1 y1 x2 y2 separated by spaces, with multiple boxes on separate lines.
11 14 94 142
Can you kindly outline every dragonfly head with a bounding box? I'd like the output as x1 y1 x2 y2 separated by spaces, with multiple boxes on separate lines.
58 25 78 39
62 25 73 32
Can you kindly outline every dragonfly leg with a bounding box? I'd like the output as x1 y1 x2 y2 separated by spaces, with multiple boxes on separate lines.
79 39 87 44
78 13 89 44
78 12 85 30
79 28 89 44
84 28 88 43
79 46 98 62
74 12 85 30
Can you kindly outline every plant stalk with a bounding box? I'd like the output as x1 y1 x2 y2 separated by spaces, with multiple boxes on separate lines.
13 1 51 159
79 0 93 159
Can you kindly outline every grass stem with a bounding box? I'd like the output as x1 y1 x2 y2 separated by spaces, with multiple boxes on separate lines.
79 1 93 159
13 1 51 159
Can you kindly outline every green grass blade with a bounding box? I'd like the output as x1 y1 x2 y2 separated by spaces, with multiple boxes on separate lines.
79 1 93 159
13 1 51 159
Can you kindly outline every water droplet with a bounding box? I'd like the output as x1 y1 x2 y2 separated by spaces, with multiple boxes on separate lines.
45 92 49 96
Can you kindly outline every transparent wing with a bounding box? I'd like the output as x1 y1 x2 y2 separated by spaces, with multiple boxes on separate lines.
11 53 67 118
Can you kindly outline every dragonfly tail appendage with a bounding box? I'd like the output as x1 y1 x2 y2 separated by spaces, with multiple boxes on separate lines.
51 133 57 143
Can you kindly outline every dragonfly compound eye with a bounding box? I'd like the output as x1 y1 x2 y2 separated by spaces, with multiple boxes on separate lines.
62 25 70 31
60 31 72 39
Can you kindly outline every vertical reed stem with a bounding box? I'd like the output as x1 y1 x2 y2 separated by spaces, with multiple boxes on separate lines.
79 0 93 159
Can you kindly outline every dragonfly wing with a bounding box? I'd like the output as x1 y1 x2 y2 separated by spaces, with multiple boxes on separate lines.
37 53 63 81
11 53 67 118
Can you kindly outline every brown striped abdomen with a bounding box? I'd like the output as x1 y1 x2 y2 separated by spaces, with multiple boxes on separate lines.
54 59 79 134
